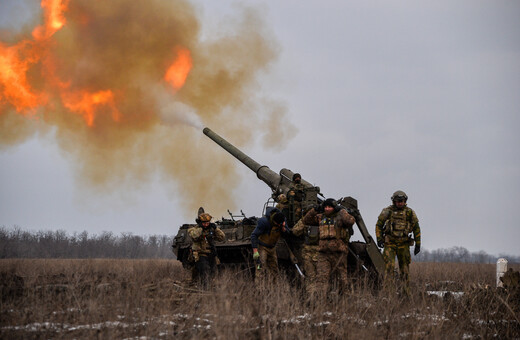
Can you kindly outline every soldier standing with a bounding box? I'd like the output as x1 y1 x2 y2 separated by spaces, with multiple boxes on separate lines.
251 208 289 278
375 190 421 295
291 198 355 296
275 194 290 223
188 212 225 288
287 173 304 223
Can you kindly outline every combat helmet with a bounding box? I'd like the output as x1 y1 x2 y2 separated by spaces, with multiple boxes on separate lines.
391 190 408 202
277 194 288 204
198 213 212 222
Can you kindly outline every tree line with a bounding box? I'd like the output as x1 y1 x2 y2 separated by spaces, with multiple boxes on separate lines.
414 246 519 264
1 226 518 263
0 226 175 259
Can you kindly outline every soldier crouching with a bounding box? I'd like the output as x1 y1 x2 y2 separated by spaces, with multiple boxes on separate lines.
188 212 225 288
251 208 290 279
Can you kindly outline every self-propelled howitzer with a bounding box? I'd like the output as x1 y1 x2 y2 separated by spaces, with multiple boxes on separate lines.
202 127 385 276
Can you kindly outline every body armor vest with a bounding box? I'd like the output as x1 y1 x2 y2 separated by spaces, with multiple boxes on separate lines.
306 225 320 245
386 208 411 240
314 214 349 252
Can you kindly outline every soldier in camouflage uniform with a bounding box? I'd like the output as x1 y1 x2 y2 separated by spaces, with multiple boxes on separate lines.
287 173 304 224
276 194 290 224
375 190 421 295
292 198 355 296
188 212 225 288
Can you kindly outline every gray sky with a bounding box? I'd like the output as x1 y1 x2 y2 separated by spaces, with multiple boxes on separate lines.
1 1 519 256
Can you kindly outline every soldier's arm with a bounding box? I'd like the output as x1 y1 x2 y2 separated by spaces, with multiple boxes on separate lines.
410 210 421 246
338 209 355 236
250 219 267 249
375 209 389 242
291 219 306 237
188 227 203 241
301 208 319 226
338 209 355 228
214 227 226 242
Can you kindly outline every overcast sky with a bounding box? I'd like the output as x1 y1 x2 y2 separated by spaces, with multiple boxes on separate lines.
1 1 519 257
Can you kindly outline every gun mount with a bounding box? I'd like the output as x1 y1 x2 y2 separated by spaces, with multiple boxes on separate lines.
172 127 385 282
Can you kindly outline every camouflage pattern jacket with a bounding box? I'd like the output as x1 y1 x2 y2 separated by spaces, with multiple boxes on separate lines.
188 223 225 255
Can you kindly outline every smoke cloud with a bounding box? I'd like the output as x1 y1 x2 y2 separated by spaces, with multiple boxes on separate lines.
0 0 294 218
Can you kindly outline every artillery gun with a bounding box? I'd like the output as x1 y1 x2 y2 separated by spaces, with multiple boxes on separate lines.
172 127 385 281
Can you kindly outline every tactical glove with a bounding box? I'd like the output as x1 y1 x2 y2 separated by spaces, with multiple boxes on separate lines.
377 239 384 248
414 244 421 255
253 249 260 260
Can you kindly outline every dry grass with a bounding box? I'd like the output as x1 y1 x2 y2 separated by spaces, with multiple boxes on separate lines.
1 259 519 339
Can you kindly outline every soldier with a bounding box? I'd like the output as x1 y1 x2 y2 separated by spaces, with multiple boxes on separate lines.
291 198 355 296
251 207 289 278
287 173 305 223
188 212 225 288
275 194 290 223
375 190 421 295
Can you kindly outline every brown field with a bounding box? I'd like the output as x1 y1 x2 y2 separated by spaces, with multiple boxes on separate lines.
1 259 519 339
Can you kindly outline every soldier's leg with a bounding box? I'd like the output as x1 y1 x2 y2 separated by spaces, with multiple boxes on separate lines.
396 245 411 295
190 251 200 284
316 252 333 295
191 266 198 285
208 255 217 280
256 245 269 279
383 244 398 292
265 247 279 277
333 251 349 291
195 255 210 288
302 248 319 297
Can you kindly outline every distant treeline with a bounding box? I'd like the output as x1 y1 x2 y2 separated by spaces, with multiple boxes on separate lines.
414 246 519 264
1 227 519 263
0 227 175 259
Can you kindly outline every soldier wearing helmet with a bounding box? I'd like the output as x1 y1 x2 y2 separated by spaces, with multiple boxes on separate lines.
291 198 355 296
375 190 421 296
276 194 290 222
188 211 225 288
287 173 304 224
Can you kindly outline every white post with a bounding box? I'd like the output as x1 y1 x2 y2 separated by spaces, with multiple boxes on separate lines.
496 258 508 288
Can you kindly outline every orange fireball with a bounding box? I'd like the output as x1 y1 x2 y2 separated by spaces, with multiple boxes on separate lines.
164 47 193 91
1 0 194 128
0 42 44 113
62 89 121 127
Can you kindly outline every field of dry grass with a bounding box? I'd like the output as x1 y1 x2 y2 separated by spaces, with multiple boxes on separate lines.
1 259 519 339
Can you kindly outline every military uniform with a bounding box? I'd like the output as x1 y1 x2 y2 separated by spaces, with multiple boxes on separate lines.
287 180 305 223
291 219 319 295
276 194 290 224
292 203 355 295
251 208 288 278
188 220 225 287
375 200 421 294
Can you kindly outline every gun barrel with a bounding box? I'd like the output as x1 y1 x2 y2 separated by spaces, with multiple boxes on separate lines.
203 127 281 192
